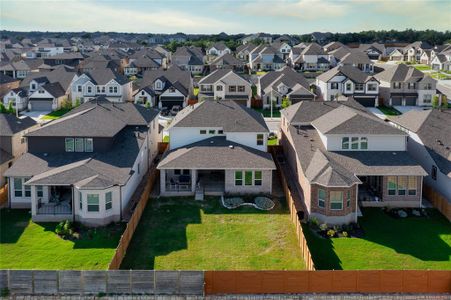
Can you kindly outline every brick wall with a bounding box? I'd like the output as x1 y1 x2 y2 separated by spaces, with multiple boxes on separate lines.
382 176 422 206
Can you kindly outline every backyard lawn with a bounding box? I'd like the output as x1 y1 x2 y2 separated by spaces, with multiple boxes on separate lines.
253 107 281 118
41 108 72 120
378 105 402 116
121 197 304 270
413 64 432 71
304 208 451 270
0 209 124 269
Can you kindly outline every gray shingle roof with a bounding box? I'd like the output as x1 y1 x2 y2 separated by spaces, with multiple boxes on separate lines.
169 100 268 133
85 68 130 85
140 66 191 94
158 136 275 170
317 65 374 84
0 114 37 136
375 63 426 83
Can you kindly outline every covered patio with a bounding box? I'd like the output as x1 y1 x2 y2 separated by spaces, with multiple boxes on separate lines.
160 169 225 196
31 185 73 219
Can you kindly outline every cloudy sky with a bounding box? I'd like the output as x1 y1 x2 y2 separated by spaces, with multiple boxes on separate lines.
1 0 450 34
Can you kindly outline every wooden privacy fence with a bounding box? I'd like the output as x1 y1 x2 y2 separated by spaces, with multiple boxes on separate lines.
108 166 158 270
0 184 7 206
158 142 169 154
269 145 315 271
0 270 204 296
204 270 451 295
423 184 451 221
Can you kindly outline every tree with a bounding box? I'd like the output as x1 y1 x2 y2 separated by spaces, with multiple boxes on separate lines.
432 95 440 108
281 97 291 109
145 101 151 109
75 98 81 107
7 101 14 114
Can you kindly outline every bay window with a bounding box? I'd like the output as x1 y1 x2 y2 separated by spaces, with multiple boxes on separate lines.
105 192 112 210
330 191 343 210
87 194 99 212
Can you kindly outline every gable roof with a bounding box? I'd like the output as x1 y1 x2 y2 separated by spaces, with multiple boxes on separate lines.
140 66 191 92
20 65 76 91
84 68 130 85
317 65 375 84
0 114 37 136
375 63 427 83
170 100 268 133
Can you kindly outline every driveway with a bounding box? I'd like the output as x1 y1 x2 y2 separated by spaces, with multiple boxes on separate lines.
265 117 281 133
393 106 428 114
20 111 51 123
366 107 386 120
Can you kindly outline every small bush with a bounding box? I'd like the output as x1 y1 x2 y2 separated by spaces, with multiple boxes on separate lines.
327 229 336 238
342 231 348 238
319 223 328 231
1 288 9 297
55 220 74 239
310 217 319 227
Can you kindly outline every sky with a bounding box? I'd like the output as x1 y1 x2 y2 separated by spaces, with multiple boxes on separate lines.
0 0 450 34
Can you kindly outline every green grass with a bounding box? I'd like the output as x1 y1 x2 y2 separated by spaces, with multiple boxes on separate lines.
268 138 279 146
256 71 267 76
253 108 281 118
413 64 432 71
304 208 451 270
163 135 170 143
41 108 72 120
378 105 402 116
121 197 305 270
430 72 451 80
0 209 124 270
193 87 199 97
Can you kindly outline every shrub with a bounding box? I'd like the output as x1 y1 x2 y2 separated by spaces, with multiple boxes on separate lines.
75 98 81 107
7 101 15 114
281 97 291 109
1 288 9 297
310 217 319 227
342 231 348 238
145 101 151 109
319 223 328 231
0 102 6 113
327 229 336 238
432 95 439 108
55 220 74 239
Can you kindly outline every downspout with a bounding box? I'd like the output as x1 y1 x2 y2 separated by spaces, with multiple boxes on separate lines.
7 177 11 209
119 185 123 221
355 184 359 223
71 186 75 222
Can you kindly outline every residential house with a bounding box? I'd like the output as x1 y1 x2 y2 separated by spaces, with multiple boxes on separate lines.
157 100 276 198
208 53 245 73
375 64 437 106
270 41 292 60
0 73 20 98
248 45 285 72
198 69 252 107
71 68 132 104
0 59 42 79
316 65 379 107
206 42 231 57
290 43 330 71
390 109 451 200
4 98 160 225
273 35 299 47
0 114 37 187
280 99 427 224
173 46 205 75
357 43 386 60
311 32 332 45
431 54 451 71
135 66 192 109
403 41 432 63
42 52 84 68
241 33 273 45
123 56 161 76
388 48 404 61
323 41 345 53
329 48 374 73
235 43 257 63
3 88 28 111
257 67 315 108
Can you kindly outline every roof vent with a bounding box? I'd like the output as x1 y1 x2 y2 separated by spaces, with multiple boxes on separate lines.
229 145 234 149
392 152 397 155
43 153 48 157
437 139 443 146
210 140 214 144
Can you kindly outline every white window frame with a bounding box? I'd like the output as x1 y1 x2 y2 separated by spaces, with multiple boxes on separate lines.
330 191 343 210
105 191 112 210
87 194 100 212
65 138 74 152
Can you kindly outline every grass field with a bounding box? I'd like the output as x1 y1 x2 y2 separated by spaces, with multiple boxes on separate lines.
41 108 72 120
304 208 451 270
121 197 305 270
253 107 281 118
413 64 432 71
0 209 124 270
378 105 402 116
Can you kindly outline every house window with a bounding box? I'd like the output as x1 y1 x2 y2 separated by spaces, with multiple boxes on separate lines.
229 86 236 92
85 138 93 152
360 137 368 150
397 176 407 195
74 138 84 152
330 82 339 89
31 83 36 90
351 137 359 149
137 163 140 175
345 82 352 91
424 83 432 90
218 130 224 134
96 86 101 93
408 177 417 195
367 83 377 91
37 186 43 198
105 191 112 210
77 85 82 92
65 138 74 152
393 82 401 89
387 176 397 195
182 169 190 175
423 94 432 103
174 169 181 175
341 137 349 149
431 166 437 180
209 130 215 134
14 178 23 197
200 130 206 134
318 189 326 208
330 191 343 210
245 171 253 186
216 85 223 91
87 86 92 93
346 190 351 207
235 171 243 186
87 194 100 212
257 134 264 146
79 192 83 211
407 83 416 89
254 171 262 186
238 86 245 92
24 182 31 197
355 83 364 91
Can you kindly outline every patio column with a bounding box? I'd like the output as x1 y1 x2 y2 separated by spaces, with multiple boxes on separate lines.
160 170 166 194
191 170 197 192
30 185 37 216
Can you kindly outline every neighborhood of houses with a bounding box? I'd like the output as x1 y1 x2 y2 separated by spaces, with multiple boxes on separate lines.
0 33 450 274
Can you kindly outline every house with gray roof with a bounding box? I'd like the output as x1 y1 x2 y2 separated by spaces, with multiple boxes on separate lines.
390 109 451 201
403 41 432 63
0 114 37 187
357 43 386 60
257 66 315 108
374 64 437 107
158 100 275 198
135 65 193 109
70 68 132 104
173 46 205 75
208 53 245 73
198 69 252 107
206 42 231 57
290 43 330 71
280 99 427 224
4 97 161 226
316 65 379 107
248 45 285 72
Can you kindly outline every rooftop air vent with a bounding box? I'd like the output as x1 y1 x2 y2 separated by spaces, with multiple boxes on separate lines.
229 145 234 149
43 153 48 157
